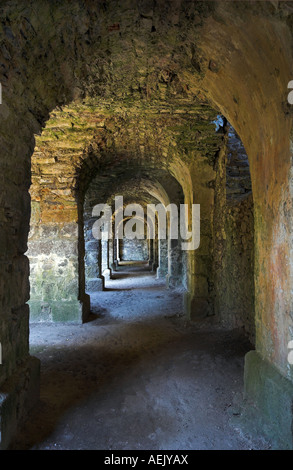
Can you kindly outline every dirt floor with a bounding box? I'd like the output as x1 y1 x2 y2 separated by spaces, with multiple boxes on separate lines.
10 262 271 450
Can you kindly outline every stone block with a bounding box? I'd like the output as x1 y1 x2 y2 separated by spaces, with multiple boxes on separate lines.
0 356 40 450
86 277 105 292
29 299 83 323
242 351 293 449
183 292 213 320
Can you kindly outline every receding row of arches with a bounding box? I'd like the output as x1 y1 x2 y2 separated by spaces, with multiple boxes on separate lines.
1 0 293 449
27 108 254 339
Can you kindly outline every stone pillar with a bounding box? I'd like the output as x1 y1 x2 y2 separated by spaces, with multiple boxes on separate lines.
183 162 216 320
242 157 293 449
166 211 182 288
0 128 40 450
116 238 121 264
28 216 90 322
113 237 118 269
85 237 105 292
109 238 116 272
148 238 154 268
152 237 158 272
166 238 182 288
102 239 112 280
156 238 168 279
183 229 214 320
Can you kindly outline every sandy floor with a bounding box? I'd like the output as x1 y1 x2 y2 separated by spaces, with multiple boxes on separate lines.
10 262 270 450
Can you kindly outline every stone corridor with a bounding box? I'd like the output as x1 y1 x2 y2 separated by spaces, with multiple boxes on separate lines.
1 0 293 451
9 262 269 450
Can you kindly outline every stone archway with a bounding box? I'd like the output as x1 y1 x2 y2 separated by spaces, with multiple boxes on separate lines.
1 0 293 449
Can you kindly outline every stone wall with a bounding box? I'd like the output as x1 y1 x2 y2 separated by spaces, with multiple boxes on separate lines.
27 215 84 322
156 239 168 279
216 195 255 340
0 0 292 449
120 238 149 261
213 122 255 342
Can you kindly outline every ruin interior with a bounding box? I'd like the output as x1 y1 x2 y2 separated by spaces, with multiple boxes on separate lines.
1 0 293 451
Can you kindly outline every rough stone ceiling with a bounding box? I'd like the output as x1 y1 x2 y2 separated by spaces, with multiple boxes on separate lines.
23 0 293 228
86 169 184 207
31 99 222 212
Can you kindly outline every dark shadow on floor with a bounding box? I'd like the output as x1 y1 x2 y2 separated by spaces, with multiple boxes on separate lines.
12 260 268 450
9 318 255 450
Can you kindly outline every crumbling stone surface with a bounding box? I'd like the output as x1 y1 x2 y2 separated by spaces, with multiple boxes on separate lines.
212 122 255 342
29 103 219 319
120 239 149 262
217 195 255 342
0 0 293 450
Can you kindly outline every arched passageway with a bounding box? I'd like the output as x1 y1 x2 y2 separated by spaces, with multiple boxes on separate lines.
11 262 265 451
0 0 293 450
